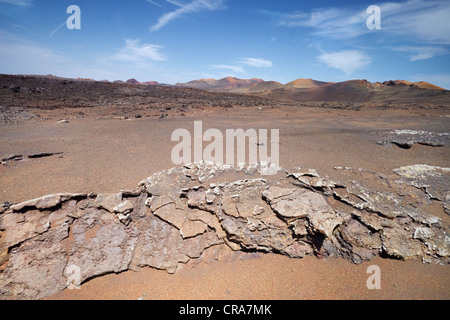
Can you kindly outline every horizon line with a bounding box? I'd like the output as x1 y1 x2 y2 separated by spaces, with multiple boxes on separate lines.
0 72 446 90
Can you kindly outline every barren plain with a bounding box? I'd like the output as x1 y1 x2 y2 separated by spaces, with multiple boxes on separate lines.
0 74 449 300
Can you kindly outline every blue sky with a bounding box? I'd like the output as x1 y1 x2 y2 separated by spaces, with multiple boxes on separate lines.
0 0 449 88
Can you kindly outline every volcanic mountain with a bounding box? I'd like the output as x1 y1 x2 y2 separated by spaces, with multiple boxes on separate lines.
117 79 166 86
1 73 448 105
283 78 332 89
236 78 331 94
266 79 449 103
177 77 263 90
385 80 445 90
239 80 284 92
126 79 140 84
178 76 448 103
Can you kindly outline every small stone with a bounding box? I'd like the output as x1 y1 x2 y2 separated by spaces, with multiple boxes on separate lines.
35 221 51 234
117 213 131 226
252 205 265 216
381 228 423 260
413 227 434 240
290 219 309 236
180 220 208 239
205 191 216 204
113 200 134 214
282 241 313 258
95 193 123 213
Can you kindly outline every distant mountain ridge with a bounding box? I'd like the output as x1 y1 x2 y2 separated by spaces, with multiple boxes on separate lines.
264 79 448 103
175 77 448 103
177 77 264 90
176 77 446 93
2 73 448 104
11 74 445 92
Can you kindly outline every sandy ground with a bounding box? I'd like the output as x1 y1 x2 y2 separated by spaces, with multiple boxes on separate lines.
1 104 449 300
50 254 450 300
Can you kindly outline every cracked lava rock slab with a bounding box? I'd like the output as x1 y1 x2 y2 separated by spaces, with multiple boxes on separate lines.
377 130 449 148
0 162 449 299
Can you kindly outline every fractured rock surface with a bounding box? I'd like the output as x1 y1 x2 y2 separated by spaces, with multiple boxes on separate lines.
378 130 449 148
0 162 449 299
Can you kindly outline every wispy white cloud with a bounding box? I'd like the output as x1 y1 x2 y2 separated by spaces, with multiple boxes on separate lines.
265 0 450 45
391 46 448 61
147 0 161 7
210 57 272 76
0 30 170 82
240 57 272 68
381 0 450 45
0 0 33 6
150 0 225 32
111 39 166 62
211 64 244 74
265 7 368 39
318 50 372 74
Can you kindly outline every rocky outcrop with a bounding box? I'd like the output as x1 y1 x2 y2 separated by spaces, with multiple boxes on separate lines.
378 130 449 148
1 152 64 166
0 162 449 299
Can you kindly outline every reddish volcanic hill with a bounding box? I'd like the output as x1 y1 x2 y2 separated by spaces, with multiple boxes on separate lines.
385 80 445 90
140 81 160 86
284 78 332 89
243 81 284 92
282 80 379 102
265 79 449 104
179 77 263 90
126 79 140 84
178 76 449 104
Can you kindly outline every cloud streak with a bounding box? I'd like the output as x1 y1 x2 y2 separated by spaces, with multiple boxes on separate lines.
210 56 273 76
263 6 368 39
0 0 32 6
265 0 450 45
381 0 450 45
240 57 272 68
150 0 225 32
391 46 448 61
111 39 167 62
318 50 372 74
211 64 244 74
147 0 161 7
